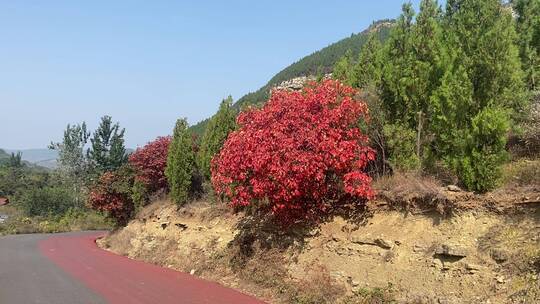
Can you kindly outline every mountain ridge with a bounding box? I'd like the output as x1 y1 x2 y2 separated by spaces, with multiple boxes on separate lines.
190 19 395 135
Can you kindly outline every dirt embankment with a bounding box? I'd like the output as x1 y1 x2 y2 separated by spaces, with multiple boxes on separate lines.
99 185 540 304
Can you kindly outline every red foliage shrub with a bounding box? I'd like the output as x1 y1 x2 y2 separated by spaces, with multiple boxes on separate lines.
88 169 134 225
211 80 375 224
128 136 171 192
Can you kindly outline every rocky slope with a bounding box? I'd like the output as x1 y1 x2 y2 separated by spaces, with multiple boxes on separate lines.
99 183 539 304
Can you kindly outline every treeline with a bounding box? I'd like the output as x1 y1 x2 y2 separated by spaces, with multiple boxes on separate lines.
84 97 236 225
0 117 130 231
333 0 539 192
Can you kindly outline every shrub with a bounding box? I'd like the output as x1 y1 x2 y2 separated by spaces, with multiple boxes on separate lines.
165 118 197 205
129 136 171 192
383 123 420 171
211 80 375 224
131 179 149 211
88 166 134 226
455 107 510 192
17 186 75 217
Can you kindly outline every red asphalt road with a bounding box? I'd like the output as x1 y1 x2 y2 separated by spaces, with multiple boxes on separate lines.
38 232 266 304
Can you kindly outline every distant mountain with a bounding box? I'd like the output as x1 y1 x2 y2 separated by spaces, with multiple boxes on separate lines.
5 149 58 169
190 19 394 135
1 148 136 169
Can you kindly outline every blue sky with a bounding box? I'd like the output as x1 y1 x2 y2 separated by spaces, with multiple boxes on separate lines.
0 0 426 149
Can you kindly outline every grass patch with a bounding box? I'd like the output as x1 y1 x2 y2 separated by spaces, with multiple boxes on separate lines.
0 206 112 235
340 283 397 304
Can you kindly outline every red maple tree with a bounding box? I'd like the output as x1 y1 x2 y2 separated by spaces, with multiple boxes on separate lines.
211 80 375 224
88 169 134 225
128 136 171 193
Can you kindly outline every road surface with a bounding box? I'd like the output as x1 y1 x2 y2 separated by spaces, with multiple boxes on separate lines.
0 231 265 304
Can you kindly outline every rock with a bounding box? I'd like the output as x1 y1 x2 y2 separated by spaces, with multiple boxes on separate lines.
435 244 468 258
374 238 394 249
490 248 509 263
447 185 462 192
465 263 483 274
352 236 394 249
351 280 360 287
190 269 196 275
160 222 170 229
413 244 426 253
432 259 443 268
174 223 188 230
495 275 505 283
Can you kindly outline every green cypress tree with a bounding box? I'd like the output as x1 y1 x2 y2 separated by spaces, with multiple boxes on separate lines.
433 0 525 191
197 96 236 180
445 0 527 118
165 118 196 205
430 46 474 163
380 3 417 126
513 0 540 91
412 0 445 119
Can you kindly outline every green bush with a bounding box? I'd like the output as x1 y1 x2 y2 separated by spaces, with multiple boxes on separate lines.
16 186 75 217
131 179 149 212
383 123 420 171
455 107 510 192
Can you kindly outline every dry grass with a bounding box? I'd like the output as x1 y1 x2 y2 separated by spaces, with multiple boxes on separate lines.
502 159 540 187
373 173 449 214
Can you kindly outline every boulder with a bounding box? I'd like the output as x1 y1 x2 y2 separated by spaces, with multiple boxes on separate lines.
435 244 468 258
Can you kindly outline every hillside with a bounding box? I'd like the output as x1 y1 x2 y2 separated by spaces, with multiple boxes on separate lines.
100 179 540 304
190 20 394 136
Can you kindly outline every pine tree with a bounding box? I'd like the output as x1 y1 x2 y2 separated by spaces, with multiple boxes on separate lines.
165 118 196 205
353 33 383 89
412 0 445 119
437 0 524 191
513 0 540 91
88 116 128 173
445 0 527 118
380 3 417 126
197 96 236 180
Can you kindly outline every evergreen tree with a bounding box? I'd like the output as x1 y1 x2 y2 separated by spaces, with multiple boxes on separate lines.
197 96 236 180
412 0 445 120
165 118 196 205
380 3 417 126
434 0 525 191
88 116 128 173
513 0 540 90
445 0 527 118
353 33 383 89
333 49 356 86
430 46 474 162
8 152 23 168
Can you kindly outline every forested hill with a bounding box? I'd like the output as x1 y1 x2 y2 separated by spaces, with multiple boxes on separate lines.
190 19 394 135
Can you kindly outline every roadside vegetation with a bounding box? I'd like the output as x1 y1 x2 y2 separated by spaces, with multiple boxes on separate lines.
97 0 539 303
2 0 539 302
